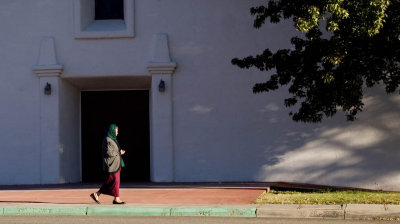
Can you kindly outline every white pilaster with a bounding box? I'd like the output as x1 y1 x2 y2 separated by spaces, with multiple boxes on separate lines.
33 37 64 184
147 33 177 182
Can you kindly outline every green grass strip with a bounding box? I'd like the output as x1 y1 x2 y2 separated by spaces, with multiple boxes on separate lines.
254 190 400 205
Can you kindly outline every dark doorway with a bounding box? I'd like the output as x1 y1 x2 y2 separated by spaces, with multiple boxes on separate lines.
81 90 150 182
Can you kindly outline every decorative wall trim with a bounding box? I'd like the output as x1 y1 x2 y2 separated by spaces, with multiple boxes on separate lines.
147 33 177 75
147 63 177 75
147 33 177 182
33 36 64 184
33 37 64 77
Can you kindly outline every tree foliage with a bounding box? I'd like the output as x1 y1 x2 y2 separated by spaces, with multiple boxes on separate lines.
232 0 400 122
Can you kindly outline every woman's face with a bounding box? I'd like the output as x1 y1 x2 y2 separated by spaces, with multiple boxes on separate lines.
115 127 119 136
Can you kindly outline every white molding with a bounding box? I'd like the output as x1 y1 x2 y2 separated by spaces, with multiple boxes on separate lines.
74 0 135 39
33 65 64 77
147 34 177 75
147 62 177 75
33 37 64 77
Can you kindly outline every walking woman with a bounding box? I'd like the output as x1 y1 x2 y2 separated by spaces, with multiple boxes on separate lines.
90 124 126 204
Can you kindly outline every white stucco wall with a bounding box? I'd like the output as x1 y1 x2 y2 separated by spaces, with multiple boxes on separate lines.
0 1 46 184
0 0 399 190
59 80 80 183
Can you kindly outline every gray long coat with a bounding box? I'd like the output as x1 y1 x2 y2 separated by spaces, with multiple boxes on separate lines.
102 137 121 173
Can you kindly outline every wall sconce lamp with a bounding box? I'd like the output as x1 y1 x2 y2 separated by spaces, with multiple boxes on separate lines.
158 80 165 92
44 82 51 95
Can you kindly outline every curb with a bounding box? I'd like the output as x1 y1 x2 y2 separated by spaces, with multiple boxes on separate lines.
0 205 256 217
256 204 345 219
256 204 400 220
3 207 87 216
2 204 400 219
345 204 400 220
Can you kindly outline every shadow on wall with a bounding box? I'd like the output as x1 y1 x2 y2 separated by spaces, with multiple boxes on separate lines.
256 86 400 191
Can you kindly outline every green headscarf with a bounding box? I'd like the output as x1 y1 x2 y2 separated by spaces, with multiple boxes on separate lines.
106 124 125 167
106 124 120 148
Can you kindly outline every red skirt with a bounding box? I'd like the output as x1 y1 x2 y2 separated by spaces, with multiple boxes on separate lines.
99 169 121 197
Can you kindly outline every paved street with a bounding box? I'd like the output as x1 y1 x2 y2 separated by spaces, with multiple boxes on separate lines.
0 216 399 224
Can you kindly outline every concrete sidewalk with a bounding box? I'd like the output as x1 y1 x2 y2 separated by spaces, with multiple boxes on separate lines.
0 182 267 205
0 183 399 220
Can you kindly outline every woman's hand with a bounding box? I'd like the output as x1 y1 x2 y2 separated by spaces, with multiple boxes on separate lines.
120 149 126 155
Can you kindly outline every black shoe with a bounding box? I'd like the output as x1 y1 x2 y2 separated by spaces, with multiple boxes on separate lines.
90 193 101 204
113 200 126 204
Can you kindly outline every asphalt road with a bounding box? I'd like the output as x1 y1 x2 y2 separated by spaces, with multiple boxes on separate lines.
0 216 400 224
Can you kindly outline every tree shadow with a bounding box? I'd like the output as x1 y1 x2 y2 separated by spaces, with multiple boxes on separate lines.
256 86 400 191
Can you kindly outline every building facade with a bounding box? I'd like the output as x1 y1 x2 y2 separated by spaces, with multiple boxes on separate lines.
1 0 400 190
